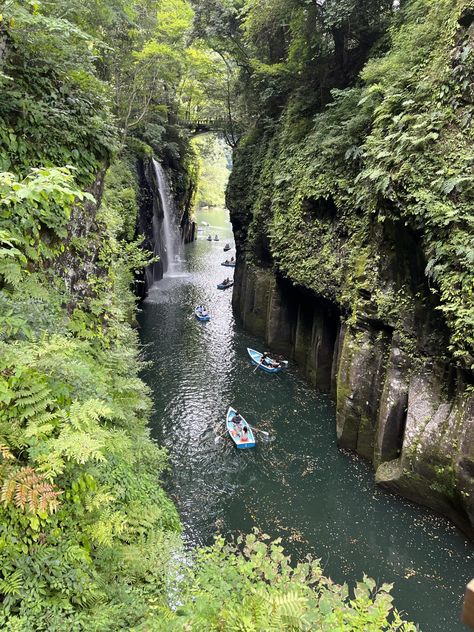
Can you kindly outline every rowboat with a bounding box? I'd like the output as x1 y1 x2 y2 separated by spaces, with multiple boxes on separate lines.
214 235 220 241
226 407 256 449
207 235 212 241
195 306 210 321
217 281 233 290
221 260 236 267
247 347 288 373
223 243 231 252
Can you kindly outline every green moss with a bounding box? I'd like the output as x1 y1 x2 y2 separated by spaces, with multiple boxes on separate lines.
228 0 474 370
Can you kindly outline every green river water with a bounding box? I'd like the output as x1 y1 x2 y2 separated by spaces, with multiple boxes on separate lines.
138 207 473 632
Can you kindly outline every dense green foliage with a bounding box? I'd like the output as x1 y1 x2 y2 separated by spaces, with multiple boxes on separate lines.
0 0 419 628
0 162 182 629
227 0 474 370
142 532 416 631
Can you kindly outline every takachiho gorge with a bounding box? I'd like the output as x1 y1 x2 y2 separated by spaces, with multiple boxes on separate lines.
139 196 474 632
1 0 474 630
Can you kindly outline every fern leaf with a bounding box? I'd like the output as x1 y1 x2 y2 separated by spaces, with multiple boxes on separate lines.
271 590 307 622
1 466 62 514
0 442 15 461
0 569 23 596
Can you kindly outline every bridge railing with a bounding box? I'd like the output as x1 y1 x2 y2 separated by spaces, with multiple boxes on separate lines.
178 118 229 130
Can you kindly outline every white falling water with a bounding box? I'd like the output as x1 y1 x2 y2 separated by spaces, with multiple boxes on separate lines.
152 158 184 278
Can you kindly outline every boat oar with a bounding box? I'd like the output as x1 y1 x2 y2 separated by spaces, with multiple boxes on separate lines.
214 427 227 443
247 423 269 437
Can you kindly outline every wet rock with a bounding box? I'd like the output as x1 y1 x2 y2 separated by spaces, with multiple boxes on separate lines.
336 323 391 460
374 345 409 467
376 371 474 539
266 282 295 355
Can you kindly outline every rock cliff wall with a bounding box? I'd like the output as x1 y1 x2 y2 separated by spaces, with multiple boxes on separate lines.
231 258 474 538
227 2 474 539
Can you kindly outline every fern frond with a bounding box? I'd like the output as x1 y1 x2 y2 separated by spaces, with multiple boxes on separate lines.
35 451 66 480
67 399 113 431
23 410 61 438
1 471 17 505
14 380 48 398
0 260 24 286
0 569 24 596
52 430 106 465
270 590 308 623
0 442 15 461
1 466 62 514
8 376 54 428
86 510 127 547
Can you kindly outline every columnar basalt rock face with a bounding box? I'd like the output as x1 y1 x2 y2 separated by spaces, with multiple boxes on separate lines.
374 345 409 468
231 258 474 539
336 323 392 461
232 265 275 339
376 370 474 537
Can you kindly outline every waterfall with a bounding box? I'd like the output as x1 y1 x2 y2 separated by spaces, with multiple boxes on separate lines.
152 158 184 278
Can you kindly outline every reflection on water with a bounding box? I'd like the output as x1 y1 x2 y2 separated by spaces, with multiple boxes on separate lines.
138 207 473 632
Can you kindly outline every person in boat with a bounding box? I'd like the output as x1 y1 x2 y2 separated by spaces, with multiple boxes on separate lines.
261 351 271 365
260 352 280 369
231 257 235 262
201 307 208 317
232 412 243 437
241 426 249 442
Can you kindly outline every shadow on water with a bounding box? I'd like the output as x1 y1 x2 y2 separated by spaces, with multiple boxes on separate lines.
138 207 473 632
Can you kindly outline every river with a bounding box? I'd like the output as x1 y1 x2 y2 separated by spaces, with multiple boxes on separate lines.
138 206 474 632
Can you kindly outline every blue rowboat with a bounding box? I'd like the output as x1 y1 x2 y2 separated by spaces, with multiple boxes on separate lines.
226 407 256 449
247 347 288 373
221 261 236 267
195 306 210 321
217 281 233 290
